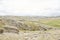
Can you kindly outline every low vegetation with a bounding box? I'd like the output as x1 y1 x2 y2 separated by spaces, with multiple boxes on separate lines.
39 18 60 28
0 16 60 40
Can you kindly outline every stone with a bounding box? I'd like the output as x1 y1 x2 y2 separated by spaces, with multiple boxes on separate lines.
3 25 19 34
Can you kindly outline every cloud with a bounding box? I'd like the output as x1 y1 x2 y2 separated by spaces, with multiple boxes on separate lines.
0 0 60 16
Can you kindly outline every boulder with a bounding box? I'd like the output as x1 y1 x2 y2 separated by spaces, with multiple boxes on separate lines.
3 25 19 34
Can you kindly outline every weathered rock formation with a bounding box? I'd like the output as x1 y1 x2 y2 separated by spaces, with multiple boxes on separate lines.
3 25 19 34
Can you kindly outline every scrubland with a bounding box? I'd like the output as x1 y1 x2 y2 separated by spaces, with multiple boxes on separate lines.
0 16 60 40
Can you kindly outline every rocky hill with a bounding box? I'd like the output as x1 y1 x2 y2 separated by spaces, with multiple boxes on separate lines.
0 16 57 31
0 16 60 40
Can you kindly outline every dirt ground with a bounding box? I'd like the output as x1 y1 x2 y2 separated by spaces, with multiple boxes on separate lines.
0 30 60 40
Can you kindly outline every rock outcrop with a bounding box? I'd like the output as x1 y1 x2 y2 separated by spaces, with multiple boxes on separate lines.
3 25 19 34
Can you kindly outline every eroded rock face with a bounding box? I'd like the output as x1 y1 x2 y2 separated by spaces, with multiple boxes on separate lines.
3 25 19 34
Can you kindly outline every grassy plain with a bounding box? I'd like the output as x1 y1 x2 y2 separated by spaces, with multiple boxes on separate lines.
39 18 60 28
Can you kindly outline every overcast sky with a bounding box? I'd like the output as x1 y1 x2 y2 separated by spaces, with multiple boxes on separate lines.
0 0 60 16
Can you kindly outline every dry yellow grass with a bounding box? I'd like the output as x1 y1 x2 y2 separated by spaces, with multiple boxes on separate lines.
0 30 60 40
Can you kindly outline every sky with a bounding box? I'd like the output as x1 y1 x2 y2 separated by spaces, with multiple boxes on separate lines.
0 0 60 16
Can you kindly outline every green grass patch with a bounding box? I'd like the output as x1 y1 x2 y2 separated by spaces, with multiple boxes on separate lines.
40 19 60 27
